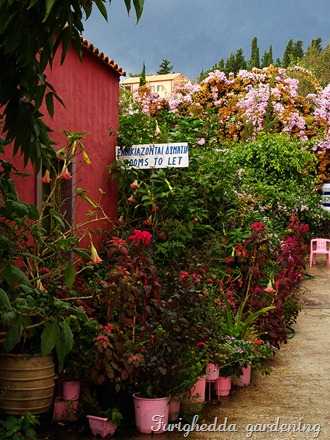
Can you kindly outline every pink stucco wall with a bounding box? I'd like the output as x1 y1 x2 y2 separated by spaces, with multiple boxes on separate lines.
1 43 121 243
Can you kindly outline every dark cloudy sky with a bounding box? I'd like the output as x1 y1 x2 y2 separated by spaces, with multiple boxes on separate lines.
82 0 330 81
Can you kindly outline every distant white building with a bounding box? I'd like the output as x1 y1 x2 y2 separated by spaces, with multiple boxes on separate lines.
121 73 189 98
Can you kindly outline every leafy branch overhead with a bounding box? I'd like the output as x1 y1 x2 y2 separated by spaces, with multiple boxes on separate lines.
0 0 144 170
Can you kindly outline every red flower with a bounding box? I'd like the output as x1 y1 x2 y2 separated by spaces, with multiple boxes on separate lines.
251 222 265 232
196 341 206 347
143 216 152 227
128 230 152 246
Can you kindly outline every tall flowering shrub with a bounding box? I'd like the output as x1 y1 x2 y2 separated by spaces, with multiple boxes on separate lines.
125 65 330 183
75 229 162 387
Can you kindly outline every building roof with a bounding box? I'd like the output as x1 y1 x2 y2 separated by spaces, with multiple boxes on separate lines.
81 38 126 77
121 73 186 84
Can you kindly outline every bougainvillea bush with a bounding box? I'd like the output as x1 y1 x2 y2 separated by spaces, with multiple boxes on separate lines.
122 65 330 184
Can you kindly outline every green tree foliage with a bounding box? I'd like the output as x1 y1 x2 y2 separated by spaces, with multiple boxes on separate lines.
282 39 294 68
299 39 330 89
292 40 304 61
139 62 147 86
199 49 246 80
225 49 247 76
282 39 304 68
261 45 274 68
228 134 323 232
248 37 260 69
0 0 144 170
157 59 174 75
198 36 328 82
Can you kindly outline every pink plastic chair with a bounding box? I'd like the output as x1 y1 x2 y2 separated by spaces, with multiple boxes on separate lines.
310 239 330 267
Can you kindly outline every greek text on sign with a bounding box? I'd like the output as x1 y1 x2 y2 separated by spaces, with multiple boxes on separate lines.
116 143 189 169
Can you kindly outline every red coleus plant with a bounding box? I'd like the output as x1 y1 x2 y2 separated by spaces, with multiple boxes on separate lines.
77 230 162 387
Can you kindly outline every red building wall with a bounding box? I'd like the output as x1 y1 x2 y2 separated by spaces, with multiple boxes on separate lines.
2 42 123 242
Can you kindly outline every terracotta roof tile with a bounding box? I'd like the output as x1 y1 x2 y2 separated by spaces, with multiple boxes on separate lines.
81 38 126 76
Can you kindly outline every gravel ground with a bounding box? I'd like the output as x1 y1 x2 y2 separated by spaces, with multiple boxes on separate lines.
37 258 330 440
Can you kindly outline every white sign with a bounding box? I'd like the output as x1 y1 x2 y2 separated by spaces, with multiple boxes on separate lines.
115 143 189 169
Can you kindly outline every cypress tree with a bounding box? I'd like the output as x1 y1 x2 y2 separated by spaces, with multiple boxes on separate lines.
282 39 294 68
139 62 146 86
268 45 274 65
248 37 260 69
292 40 304 62
234 48 247 73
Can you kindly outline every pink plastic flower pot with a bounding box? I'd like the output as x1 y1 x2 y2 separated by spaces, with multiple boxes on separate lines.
237 364 252 387
205 363 220 381
133 393 169 434
168 398 180 421
62 380 81 401
53 397 78 421
87 415 117 438
189 375 207 402
214 376 232 396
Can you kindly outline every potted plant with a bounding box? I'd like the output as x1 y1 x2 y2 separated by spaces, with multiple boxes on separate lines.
0 151 104 415
0 283 80 415
87 407 123 438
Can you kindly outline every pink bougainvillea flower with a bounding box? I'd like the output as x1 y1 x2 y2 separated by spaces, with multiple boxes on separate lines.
41 169 51 183
59 165 72 180
128 229 152 246
129 179 139 190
